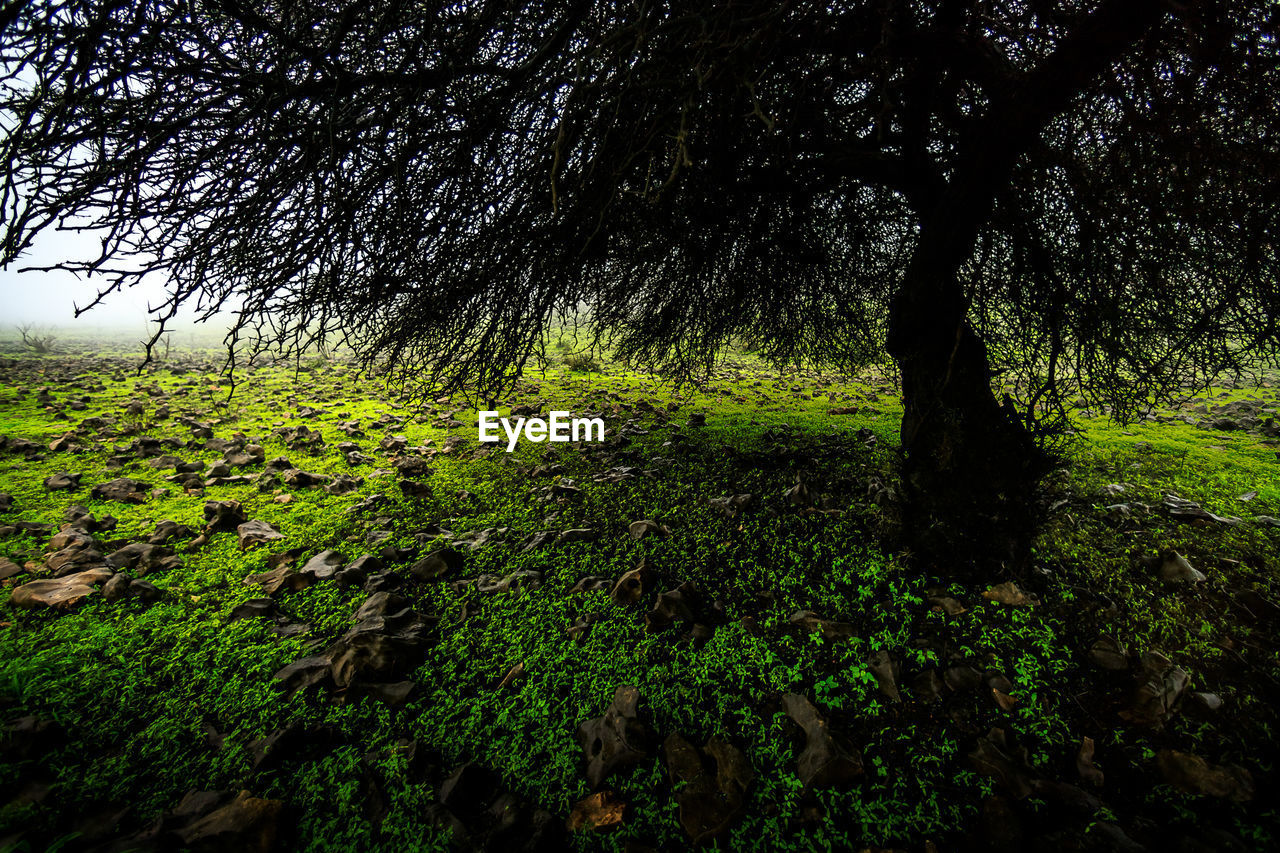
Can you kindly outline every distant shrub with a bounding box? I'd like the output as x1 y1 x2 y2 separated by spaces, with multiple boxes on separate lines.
564 352 600 373
18 324 57 353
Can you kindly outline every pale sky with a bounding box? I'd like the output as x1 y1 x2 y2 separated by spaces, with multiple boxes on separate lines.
0 226 226 331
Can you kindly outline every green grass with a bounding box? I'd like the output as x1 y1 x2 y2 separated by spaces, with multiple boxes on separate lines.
1 351 1277 850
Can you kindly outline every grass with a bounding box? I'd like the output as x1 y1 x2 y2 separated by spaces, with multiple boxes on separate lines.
0 346 1277 851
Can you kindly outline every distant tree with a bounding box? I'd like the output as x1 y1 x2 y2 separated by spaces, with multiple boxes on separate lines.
2 1 1277 573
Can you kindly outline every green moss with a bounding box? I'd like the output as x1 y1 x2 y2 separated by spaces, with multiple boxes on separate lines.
1 353 1277 850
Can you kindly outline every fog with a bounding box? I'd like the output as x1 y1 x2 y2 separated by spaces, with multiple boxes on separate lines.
0 227 229 332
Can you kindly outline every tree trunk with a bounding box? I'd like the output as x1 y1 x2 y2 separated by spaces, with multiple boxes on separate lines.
887 241 1050 576
875 0 1169 575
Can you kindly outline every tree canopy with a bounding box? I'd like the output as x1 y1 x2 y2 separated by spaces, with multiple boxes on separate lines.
4 1 1275 408
4 0 1279 568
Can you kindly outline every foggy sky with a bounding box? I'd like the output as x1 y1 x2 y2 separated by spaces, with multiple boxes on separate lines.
0 227 228 330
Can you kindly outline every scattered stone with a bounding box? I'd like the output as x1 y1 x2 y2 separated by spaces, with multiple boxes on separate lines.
708 493 755 520
609 560 655 606
400 479 432 498
90 477 150 503
1089 636 1130 671
566 791 626 833
1076 737 1104 787
866 649 902 702
459 570 543 596
969 728 1035 799
520 530 558 551
911 669 945 703
121 789 283 851
237 520 286 551
788 610 855 641
326 475 363 495
645 582 698 632
9 567 114 610
1189 692 1224 714
1163 494 1242 526
281 468 329 488
567 613 605 642
106 542 180 575
300 549 346 580
43 472 82 491
628 519 670 540
943 664 984 693
926 595 967 616
982 582 1039 607
204 500 248 532
1156 750 1254 802
224 444 266 467
1156 550 1206 584
1120 651 1189 728
577 685 653 788
102 572 133 603
229 598 284 622
0 557 24 580
129 578 162 602
245 560 318 596
147 520 196 545
410 548 464 581
781 693 862 788
663 734 753 843
556 527 596 545
569 576 612 594
431 762 564 850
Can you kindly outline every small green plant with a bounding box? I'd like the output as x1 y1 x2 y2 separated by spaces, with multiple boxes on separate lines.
563 352 600 372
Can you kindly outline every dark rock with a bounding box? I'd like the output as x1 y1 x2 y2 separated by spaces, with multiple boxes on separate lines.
788 610 855 641
281 468 329 488
969 728 1035 799
1156 750 1254 802
628 519 670 540
782 693 863 788
204 500 248 532
229 598 282 621
400 479 432 498
102 572 133 603
569 576 612 594
1120 651 1189 728
866 649 901 702
105 542 176 575
9 567 115 610
43 472 82 491
128 578 162 602
148 520 197 545
90 477 150 503
644 582 698 633
662 734 753 843
410 548 464 581
609 560 655 606
577 685 653 788
300 549 345 580
237 520 286 551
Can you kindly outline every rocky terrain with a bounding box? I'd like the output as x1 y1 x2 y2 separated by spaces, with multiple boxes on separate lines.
1 348 1278 851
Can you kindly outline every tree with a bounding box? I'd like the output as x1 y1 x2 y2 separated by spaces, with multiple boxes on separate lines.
2 0 1277 574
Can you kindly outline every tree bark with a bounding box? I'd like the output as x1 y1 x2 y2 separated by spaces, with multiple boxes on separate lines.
887 230 1049 576
878 0 1168 575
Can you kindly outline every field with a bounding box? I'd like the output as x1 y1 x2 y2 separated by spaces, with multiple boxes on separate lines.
1 338 1278 851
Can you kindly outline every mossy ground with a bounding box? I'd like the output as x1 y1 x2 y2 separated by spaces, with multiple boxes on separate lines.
1 341 1277 851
